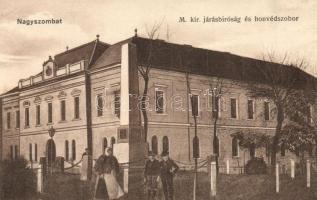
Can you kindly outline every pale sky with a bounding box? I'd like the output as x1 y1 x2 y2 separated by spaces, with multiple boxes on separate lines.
0 0 317 93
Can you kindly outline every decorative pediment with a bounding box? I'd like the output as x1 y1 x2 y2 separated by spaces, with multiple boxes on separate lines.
58 91 67 99
23 101 30 107
71 88 81 96
34 96 42 104
45 95 54 102
43 56 55 80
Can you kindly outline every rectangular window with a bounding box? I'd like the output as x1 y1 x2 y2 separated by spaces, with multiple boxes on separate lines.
48 102 53 123
191 94 199 117
36 105 41 125
7 112 11 129
74 97 80 119
34 144 37 162
114 91 120 118
247 99 254 119
230 98 237 118
209 94 219 118
29 143 32 161
155 89 165 114
264 101 270 121
61 100 66 121
25 107 29 127
232 138 239 157
16 111 20 128
97 94 103 117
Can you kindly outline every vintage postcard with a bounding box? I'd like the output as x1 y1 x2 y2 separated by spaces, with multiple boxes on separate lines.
0 0 316 199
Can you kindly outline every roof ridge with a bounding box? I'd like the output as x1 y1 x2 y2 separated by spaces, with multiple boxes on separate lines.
54 40 98 57
88 39 99 67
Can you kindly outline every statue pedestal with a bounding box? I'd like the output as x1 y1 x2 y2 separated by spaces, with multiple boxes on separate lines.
113 126 147 196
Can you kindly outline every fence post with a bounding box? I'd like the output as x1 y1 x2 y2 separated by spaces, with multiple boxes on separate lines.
210 157 217 198
37 164 43 193
123 167 129 193
226 160 230 174
307 160 311 188
290 159 295 179
276 163 279 193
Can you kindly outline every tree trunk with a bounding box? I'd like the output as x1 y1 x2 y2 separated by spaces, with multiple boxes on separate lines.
141 77 149 142
271 105 284 174
213 116 219 174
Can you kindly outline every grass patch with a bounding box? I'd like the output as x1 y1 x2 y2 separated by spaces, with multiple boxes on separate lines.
37 170 317 200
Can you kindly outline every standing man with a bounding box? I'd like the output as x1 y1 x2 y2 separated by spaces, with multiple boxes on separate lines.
144 151 161 200
160 151 179 200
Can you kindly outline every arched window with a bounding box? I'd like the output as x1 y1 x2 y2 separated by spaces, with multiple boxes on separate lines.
232 137 239 157
193 136 200 158
65 141 69 161
151 136 158 155
250 143 256 158
29 143 32 161
111 137 116 152
103 138 108 154
213 137 220 156
72 140 76 161
162 136 169 153
34 143 38 162
281 142 286 157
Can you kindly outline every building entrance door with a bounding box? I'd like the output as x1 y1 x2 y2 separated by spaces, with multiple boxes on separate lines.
46 139 56 166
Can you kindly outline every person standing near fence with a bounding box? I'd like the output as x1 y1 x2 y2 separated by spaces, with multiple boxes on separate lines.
94 147 124 200
160 151 179 200
80 148 89 181
144 151 161 200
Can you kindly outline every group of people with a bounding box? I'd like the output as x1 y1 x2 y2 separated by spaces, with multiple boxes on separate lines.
144 151 179 200
93 148 179 200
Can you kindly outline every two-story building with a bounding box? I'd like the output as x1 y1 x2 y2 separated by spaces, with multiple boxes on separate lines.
1 34 316 172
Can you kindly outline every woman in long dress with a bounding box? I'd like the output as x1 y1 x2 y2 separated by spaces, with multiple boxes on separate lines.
94 147 124 200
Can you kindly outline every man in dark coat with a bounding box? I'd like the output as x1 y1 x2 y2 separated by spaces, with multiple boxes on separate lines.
144 151 161 200
160 151 179 200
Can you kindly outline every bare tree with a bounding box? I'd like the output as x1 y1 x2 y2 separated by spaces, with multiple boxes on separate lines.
208 77 226 173
138 21 164 142
243 52 314 172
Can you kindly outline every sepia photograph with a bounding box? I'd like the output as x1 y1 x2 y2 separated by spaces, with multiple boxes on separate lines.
0 0 317 199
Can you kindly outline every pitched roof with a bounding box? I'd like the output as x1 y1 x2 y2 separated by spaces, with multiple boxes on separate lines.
91 36 317 88
54 39 109 69
1 86 19 96
92 38 133 69
1 39 110 96
133 37 317 89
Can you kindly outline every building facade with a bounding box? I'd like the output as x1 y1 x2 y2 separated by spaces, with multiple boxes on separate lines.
1 35 316 172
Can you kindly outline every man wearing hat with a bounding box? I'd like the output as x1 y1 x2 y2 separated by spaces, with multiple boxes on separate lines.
144 151 161 200
160 151 179 200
